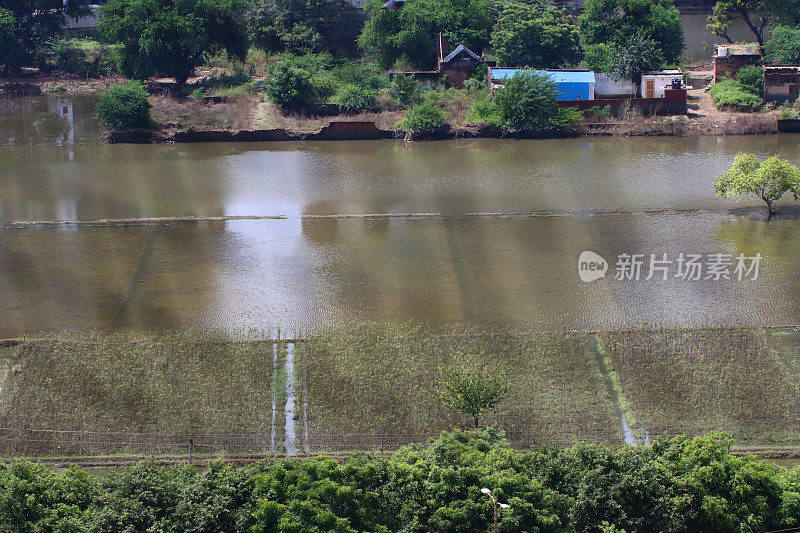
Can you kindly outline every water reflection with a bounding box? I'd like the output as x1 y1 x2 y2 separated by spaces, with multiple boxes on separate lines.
0 214 797 337
4 136 800 223
0 95 100 146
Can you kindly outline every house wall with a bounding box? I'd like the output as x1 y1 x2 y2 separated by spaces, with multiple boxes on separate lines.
764 70 800 103
595 74 636 97
714 55 762 82
440 61 477 89
556 82 594 101
640 75 683 98
558 88 687 116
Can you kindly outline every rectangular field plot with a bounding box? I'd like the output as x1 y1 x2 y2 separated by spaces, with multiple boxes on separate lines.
302 324 622 449
601 327 800 446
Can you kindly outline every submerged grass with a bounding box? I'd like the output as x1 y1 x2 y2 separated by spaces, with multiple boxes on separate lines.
602 326 800 445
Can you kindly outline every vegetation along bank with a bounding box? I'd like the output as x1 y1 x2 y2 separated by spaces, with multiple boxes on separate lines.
2 0 799 143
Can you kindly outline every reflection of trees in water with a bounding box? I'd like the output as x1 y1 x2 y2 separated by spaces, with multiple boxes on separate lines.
0 97 71 145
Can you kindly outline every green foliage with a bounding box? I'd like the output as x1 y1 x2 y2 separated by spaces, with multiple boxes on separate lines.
708 0 800 46
437 353 509 428
492 70 579 131
331 83 377 110
0 0 87 71
491 3 581 68
606 33 663 81
395 102 447 133
765 25 800 65
263 61 337 109
735 64 764 96
95 81 154 130
359 0 493 69
714 152 800 216
246 0 364 55
579 0 684 65
99 0 248 87
780 101 800 119
2 431 800 532
0 7 14 63
709 77 763 111
41 39 119 77
388 74 421 108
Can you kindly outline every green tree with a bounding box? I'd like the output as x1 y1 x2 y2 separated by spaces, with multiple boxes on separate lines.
491 70 579 131
764 25 800 65
491 3 581 68
96 81 154 130
708 0 800 46
388 73 421 108
579 0 684 65
714 152 800 217
0 8 13 64
437 354 508 428
395 101 447 134
246 0 364 55
0 0 87 73
607 33 663 81
358 0 493 69
99 0 248 88
262 62 337 109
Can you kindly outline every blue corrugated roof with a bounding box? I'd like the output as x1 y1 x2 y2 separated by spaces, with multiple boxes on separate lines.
491 69 595 83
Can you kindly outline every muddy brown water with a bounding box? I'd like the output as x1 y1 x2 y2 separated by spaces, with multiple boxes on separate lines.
3 96 800 336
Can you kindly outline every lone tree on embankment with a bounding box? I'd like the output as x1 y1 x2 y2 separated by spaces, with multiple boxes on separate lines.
438 353 508 429
714 152 800 219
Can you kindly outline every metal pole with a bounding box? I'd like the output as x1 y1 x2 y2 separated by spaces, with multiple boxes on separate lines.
493 500 498 533
188 439 193 465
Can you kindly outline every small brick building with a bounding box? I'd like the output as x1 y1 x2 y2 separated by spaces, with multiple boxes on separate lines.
439 44 482 88
764 66 800 103
714 43 762 83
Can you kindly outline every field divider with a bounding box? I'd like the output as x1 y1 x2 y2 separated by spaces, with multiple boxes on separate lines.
587 333 639 446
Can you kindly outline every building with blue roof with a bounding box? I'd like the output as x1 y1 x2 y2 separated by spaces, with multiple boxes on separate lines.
489 68 596 101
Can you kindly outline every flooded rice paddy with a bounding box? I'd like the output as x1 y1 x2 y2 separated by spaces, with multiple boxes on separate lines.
3 135 800 337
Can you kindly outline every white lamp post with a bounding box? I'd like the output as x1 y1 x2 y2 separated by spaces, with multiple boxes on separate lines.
481 488 511 533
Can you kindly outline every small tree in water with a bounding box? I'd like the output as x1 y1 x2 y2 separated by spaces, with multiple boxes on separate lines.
437 353 508 428
714 152 800 218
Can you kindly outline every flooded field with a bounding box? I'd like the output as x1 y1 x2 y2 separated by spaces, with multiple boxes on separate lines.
3 136 800 336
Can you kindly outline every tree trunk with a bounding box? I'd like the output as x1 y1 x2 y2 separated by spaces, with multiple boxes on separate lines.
738 10 765 46
764 197 775 219
474 416 479 428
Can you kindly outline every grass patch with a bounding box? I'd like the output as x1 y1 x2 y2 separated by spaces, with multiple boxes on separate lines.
601 327 800 445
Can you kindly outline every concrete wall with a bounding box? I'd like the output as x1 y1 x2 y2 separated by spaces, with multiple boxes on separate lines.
558 88 688 116
765 69 800 103
595 74 636 97
640 74 683 98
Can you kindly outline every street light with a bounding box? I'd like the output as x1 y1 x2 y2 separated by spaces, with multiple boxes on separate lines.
480 488 511 533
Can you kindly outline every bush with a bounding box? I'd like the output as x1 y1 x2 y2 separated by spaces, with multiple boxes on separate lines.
492 70 580 131
765 25 800 65
388 73 421 108
41 39 119 77
736 64 764 96
395 102 447 133
262 62 336 109
95 81 153 130
331 83 377 110
710 77 763 111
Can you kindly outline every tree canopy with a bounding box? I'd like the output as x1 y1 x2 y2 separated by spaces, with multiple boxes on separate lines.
358 0 493 69
764 25 800 65
491 3 581 68
99 0 248 87
579 0 684 65
708 0 800 46
0 0 87 72
246 0 364 55
714 152 800 217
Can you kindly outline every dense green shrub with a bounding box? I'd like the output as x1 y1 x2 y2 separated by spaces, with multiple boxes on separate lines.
388 74 421 108
710 77 763 111
395 102 447 133
263 63 337 109
736 64 764 96
765 25 800 65
331 83 377 110
1 431 800 532
42 39 119 77
468 70 581 131
95 81 154 130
